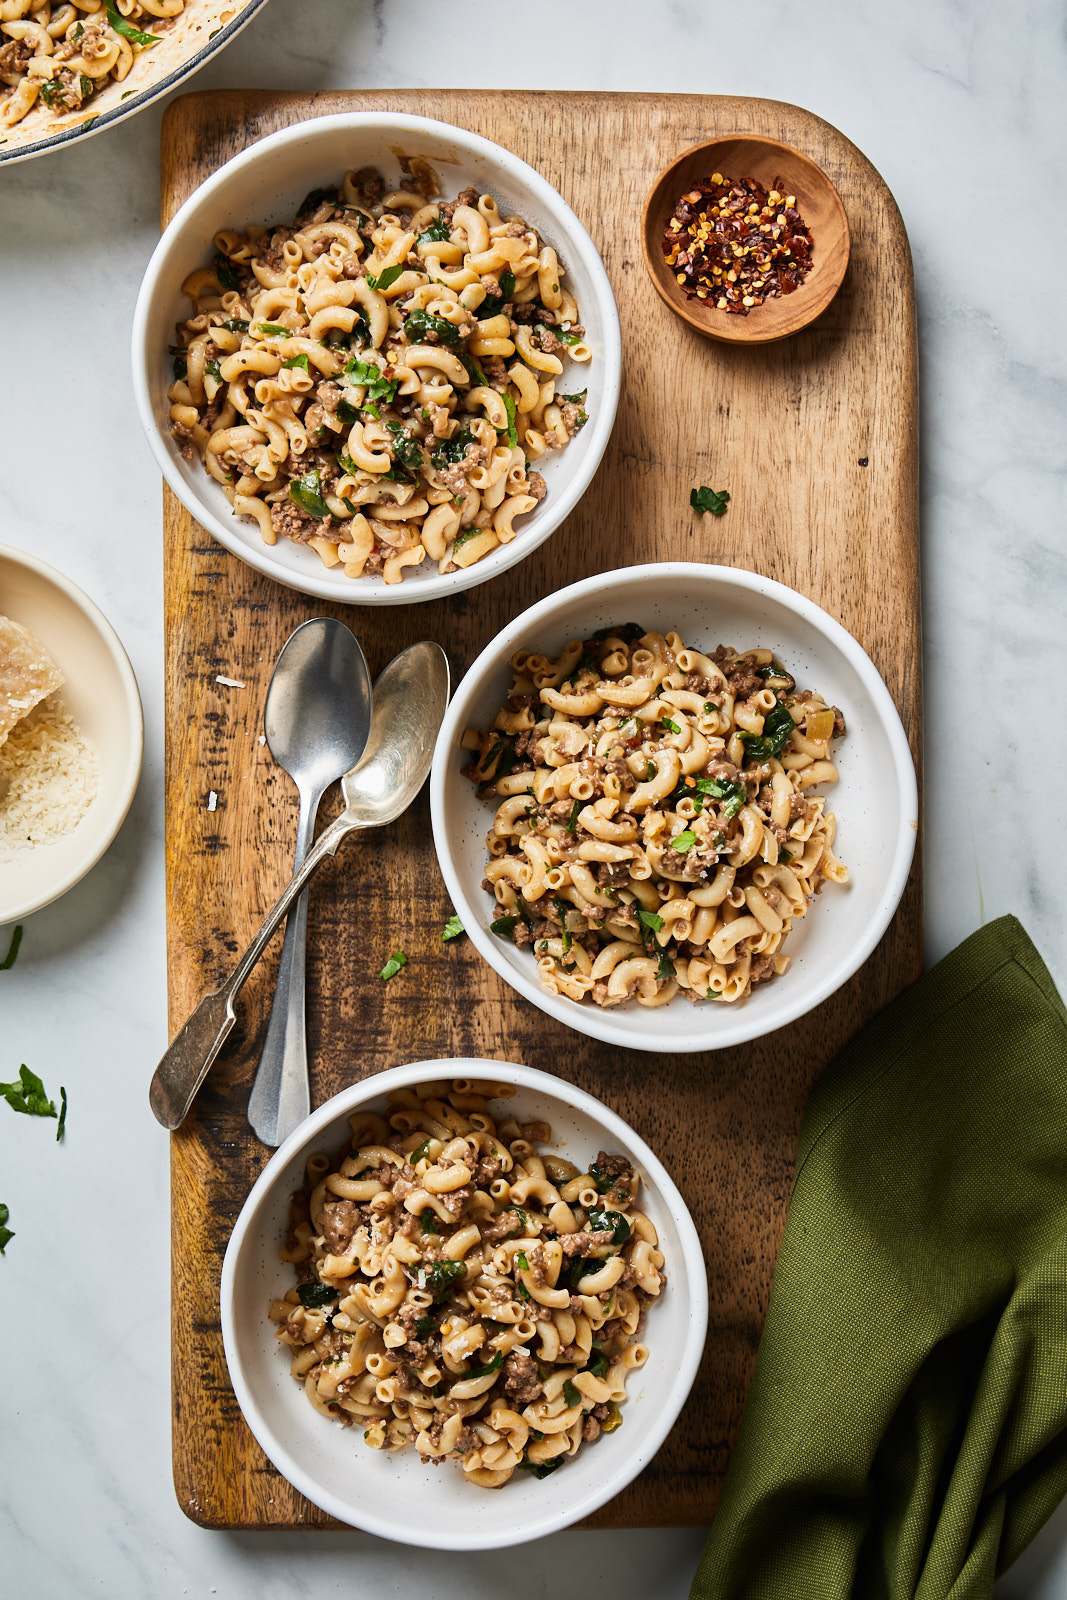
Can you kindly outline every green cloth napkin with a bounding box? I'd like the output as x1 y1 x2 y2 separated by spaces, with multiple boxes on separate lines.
691 915 1067 1600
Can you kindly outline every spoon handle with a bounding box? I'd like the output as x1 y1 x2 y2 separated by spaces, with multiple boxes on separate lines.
148 811 357 1130
246 786 320 1147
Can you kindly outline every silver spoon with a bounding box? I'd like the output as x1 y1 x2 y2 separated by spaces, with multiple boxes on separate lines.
149 641 450 1132
246 618 373 1149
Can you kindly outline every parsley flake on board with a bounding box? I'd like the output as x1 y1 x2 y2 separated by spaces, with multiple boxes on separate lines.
0 924 23 969
690 486 730 516
379 951 408 982
442 914 465 942
0 1203 11 1254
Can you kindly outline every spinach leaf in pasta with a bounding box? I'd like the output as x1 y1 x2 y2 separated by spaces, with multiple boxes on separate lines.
343 357 399 405
671 830 697 853
739 701 796 763
421 1260 466 1302
297 1282 338 1309
519 1456 562 1478
501 392 518 447
417 218 451 244
281 353 310 373
402 309 464 349
105 6 160 46
365 264 403 291
477 269 516 319
288 469 331 520
587 1209 632 1244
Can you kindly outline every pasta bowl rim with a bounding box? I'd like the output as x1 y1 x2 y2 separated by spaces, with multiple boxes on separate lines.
220 1057 708 1548
0 543 143 921
131 110 622 606
429 560 919 1052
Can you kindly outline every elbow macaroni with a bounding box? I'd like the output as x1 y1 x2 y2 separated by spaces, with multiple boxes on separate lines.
465 627 849 1008
167 167 592 583
270 1080 662 1486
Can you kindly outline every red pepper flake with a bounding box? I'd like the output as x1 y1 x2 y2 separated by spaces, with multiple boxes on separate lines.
662 171 813 315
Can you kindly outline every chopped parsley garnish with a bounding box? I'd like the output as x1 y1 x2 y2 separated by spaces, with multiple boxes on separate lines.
281 352 310 373
297 1281 338 1309
490 914 519 939
452 528 481 550
365 264 403 291
671 830 697 853
661 717 681 735
256 322 291 338
506 1206 527 1231
1 924 23 970
637 908 664 934
478 269 516 318
379 951 408 982
421 1259 466 1301
519 1456 562 1478
442 914 465 942
690 486 730 516
563 1379 582 1409
0 1065 59 1122
288 468 331 519
105 5 160 46
566 798 582 833
403 308 464 348
344 356 399 405
656 947 675 981
688 775 748 819
517 1251 530 1272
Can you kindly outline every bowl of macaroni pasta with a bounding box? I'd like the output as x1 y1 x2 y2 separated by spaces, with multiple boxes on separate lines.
430 562 918 1053
221 1059 707 1548
132 112 621 603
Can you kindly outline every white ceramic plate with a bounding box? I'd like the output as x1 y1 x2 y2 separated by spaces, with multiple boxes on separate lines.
221 1059 708 1549
132 111 622 604
430 562 919 1053
0 545 143 920
0 1 268 166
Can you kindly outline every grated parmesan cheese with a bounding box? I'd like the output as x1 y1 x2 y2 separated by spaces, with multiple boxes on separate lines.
0 693 98 861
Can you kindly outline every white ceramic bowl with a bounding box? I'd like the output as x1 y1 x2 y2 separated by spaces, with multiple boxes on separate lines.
0 545 143 921
221 1058 707 1549
0 1 267 167
430 562 918 1053
132 112 622 605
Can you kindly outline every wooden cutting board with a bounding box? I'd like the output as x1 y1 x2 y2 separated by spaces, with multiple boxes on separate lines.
162 89 921 1531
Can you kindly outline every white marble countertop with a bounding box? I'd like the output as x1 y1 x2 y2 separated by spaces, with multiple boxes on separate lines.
2 2 1065 1595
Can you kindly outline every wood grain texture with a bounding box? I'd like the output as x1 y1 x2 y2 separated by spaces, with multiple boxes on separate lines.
162 89 922 1532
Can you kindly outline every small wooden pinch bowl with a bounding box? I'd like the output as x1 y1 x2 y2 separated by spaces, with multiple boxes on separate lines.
641 134 850 344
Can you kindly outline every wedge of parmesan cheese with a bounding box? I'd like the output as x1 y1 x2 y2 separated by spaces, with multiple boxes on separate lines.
0 617 65 747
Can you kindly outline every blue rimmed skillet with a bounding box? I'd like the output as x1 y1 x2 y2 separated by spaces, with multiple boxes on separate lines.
0 0 268 165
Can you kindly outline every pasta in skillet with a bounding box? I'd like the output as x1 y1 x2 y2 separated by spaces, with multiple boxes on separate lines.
270 1079 663 1487
0 1 186 128
463 625 848 1007
167 165 591 584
